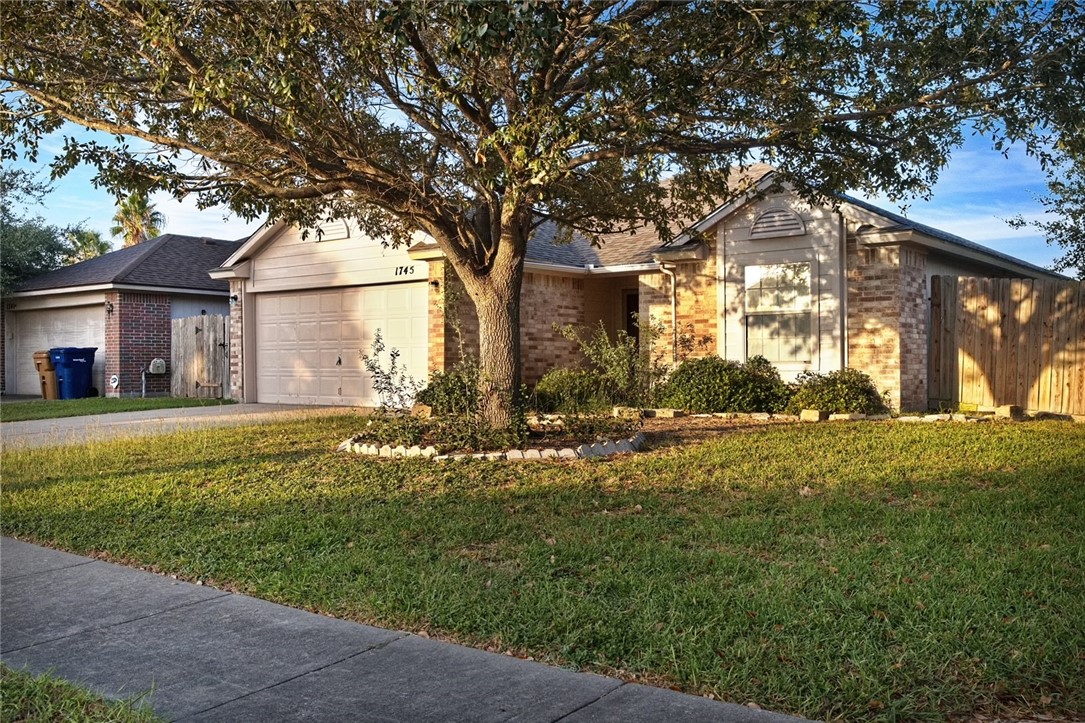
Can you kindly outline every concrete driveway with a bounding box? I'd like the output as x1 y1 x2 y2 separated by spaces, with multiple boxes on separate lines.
0 403 345 450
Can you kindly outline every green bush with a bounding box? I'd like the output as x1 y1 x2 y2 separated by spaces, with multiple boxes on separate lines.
555 319 667 408
533 368 604 413
657 355 792 413
416 361 480 416
787 368 891 415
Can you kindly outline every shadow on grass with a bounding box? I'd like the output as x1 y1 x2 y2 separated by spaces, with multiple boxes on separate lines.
5 442 1084 721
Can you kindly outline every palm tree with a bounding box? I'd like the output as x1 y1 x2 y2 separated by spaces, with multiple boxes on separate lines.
110 191 165 247
64 228 112 263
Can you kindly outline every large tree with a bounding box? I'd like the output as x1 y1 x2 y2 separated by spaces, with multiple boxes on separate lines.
0 169 69 295
2 1 1082 423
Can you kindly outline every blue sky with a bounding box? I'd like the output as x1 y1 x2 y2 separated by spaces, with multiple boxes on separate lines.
8 124 1065 272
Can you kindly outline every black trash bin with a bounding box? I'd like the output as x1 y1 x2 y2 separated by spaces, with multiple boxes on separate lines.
49 347 97 399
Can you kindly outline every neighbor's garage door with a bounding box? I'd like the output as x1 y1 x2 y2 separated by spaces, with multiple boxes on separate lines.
254 283 428 406
9 306 105 396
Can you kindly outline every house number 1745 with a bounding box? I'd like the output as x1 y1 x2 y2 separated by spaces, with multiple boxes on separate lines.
394 265 416 276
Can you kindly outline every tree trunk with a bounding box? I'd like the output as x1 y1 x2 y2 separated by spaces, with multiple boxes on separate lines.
448 222 527 429
472 278 522 428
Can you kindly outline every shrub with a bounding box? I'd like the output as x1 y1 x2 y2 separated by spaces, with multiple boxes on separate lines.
416 360 480 416
787 368 891 415
533 368 604 413
553 318 667 408
360 330 422 412
657 355 792 413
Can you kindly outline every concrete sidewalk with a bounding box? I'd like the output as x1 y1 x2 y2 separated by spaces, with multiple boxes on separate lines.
0 403 335 449
0 537 802 722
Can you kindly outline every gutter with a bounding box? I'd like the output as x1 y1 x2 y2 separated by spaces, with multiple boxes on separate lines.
6 283 231 299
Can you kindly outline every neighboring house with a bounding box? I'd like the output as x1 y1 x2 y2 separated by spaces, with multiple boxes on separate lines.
2 234 242 398
212 168 1063 411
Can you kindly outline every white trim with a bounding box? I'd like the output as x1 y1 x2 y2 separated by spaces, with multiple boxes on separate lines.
208 260 252 280
218 219 284 268
671 171 778 245
7 284 229 299
525 260 659 276
585 262 659 275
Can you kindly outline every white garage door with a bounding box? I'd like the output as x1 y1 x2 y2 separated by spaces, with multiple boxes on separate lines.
255 283 428 406
9 306 106 396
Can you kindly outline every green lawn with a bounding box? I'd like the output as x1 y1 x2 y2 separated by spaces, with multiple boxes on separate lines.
0 664 161 723
0 397 236 423
2 415 1083 721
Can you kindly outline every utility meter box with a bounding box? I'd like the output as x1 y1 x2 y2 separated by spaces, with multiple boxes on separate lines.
148 358 167 375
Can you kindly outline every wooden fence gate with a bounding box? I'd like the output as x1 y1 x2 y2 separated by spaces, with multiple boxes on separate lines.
929 276 1085 415
171 314 228 398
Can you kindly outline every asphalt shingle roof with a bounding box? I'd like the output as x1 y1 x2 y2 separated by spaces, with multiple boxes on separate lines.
14 234 242 293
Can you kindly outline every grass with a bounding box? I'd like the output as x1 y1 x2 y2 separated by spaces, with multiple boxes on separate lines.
2 414 1083 721
0 397 236 423
0 664 161 722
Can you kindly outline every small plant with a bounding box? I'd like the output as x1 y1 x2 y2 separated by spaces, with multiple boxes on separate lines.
676 322 714 361
413 356 528 450
554 317 667 407
360 330 422 412
351 414 427 448
658 355 792 413
787 367 891 415
416 360 481 417
559 413 640 443
532 368 604 413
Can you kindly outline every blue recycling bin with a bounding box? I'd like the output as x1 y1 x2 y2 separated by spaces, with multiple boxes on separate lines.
49 347 97 399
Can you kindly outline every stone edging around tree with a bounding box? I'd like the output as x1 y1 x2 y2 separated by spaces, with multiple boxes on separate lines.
336 432 648 462
337 404 1082 460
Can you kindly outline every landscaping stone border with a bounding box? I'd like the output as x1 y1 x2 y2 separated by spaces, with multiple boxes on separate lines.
337 432 648 462
338 404 1082 460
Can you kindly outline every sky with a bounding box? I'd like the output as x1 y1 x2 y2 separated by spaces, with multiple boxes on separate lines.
7 123 1067 273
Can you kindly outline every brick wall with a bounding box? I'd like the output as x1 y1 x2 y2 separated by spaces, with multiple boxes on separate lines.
640 247 718 365
520 272 584 384
427 262 588 386
105 291 172 397
228 279 244 401
430 261 481 373
846 240 928 411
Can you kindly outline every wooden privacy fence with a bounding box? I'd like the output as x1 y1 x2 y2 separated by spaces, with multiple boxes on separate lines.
171 314 228 398
929 276 1085 415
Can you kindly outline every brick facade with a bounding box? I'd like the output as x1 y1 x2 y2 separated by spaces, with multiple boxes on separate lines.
105 291 172 397
640 247 718 365
846 240 928 411
428 263 589 386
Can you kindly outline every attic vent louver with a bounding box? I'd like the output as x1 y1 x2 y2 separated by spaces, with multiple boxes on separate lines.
749 208 805 239
308 220 350 242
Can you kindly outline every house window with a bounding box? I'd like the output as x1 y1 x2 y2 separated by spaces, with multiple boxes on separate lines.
744 263 812 363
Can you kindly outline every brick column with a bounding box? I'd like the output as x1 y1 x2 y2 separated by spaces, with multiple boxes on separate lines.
429 261 480 373
227 279 245 401
105 291 171 397
846 240 928 411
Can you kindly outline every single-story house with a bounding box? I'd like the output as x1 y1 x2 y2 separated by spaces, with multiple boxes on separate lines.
2 234 241 398
211 168 1063 411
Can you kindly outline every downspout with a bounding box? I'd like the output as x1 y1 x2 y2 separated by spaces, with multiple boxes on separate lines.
659 262 678 363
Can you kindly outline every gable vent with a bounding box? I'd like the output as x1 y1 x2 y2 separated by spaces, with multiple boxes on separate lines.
749 208 805 239
307 220 350 241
